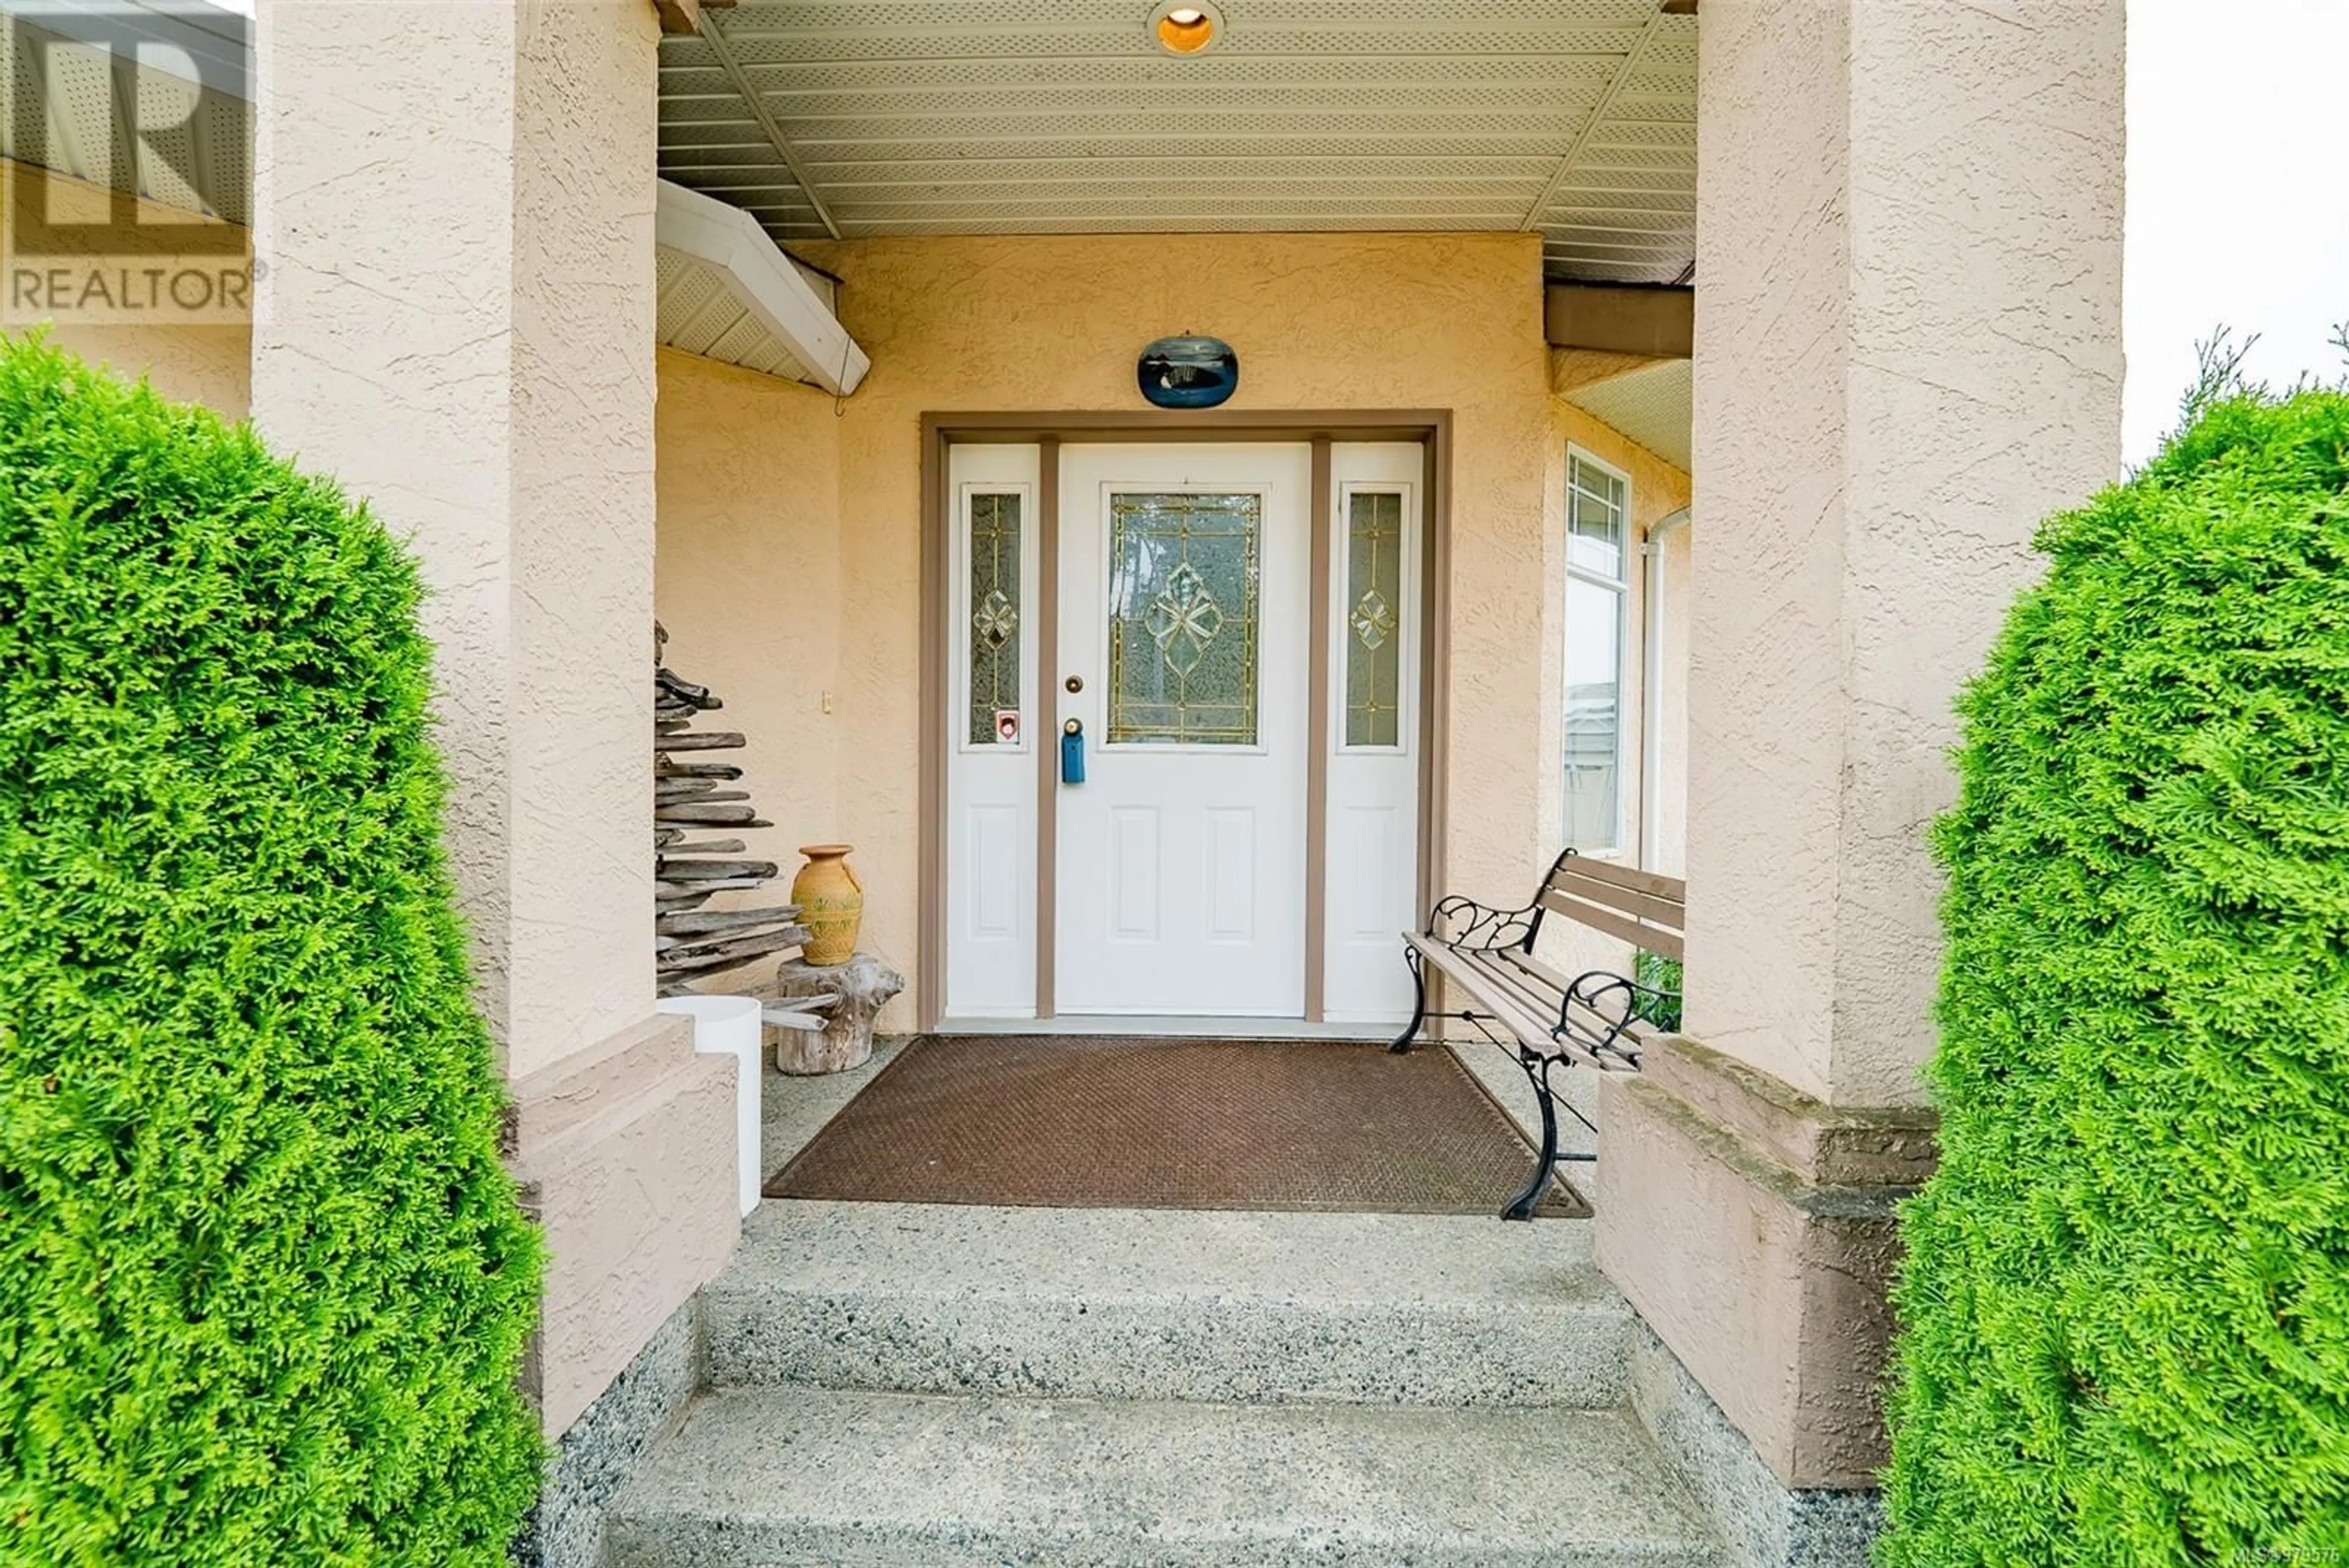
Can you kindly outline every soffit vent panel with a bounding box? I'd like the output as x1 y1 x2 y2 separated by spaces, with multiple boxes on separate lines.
1562 355 1690 470
659 0 1698 284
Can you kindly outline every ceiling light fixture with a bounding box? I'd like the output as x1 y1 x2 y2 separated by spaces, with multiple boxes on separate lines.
1149 0 1222 55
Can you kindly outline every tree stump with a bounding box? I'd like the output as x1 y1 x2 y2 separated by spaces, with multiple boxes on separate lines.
770 951 903 1074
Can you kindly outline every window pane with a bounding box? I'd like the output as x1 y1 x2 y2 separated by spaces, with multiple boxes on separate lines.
967 492 1022 745
1568 458 1624 579
1107 492 1262 746
1344 490 1403 748
1564 574 1622 849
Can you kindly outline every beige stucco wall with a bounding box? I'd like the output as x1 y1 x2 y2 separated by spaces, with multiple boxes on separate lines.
653 346 844 977
771 230 1550 1026
1682 0 2124 1106
251 0 738 1439
15 199 1693 1028
501 0 667 1075
649 232 1697 1024
1595 0 2124 1492
253 0 662 1077
2 157 250 416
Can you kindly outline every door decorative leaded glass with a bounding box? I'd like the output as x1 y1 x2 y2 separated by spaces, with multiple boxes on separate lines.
1344 489 1404 748
967 491 1022 745
1106 491 1261 745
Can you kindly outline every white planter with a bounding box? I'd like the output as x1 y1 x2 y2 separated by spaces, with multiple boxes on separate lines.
655 994 763 1216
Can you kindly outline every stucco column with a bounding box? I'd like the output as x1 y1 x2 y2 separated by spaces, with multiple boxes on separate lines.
248 0 738 1439
1596 0 2123 1504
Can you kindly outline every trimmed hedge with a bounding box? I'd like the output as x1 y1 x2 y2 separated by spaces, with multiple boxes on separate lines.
0 337 543 1563
1880 387 2349 1561
1633 950 1683 1035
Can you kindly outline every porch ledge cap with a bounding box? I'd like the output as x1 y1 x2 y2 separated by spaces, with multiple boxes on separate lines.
1644 1035 1938 1190
1609 1076 1910 1222
507 1011 699 1157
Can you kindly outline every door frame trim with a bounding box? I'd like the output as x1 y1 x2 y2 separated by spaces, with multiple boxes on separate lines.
920 410 1454 1031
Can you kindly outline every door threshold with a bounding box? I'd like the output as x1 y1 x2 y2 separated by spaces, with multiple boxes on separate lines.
935 1014 1395 1041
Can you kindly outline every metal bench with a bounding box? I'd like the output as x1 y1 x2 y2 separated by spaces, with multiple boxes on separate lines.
1390 850 1686 1219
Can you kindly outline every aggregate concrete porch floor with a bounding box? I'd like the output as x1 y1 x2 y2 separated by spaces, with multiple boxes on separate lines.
759 1035 913 1178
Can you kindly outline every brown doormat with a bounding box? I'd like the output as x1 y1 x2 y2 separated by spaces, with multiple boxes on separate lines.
764 1035 1589 1219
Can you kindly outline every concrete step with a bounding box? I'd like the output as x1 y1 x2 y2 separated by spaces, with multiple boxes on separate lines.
606 1386 1724 1568
703 1200 1635 1410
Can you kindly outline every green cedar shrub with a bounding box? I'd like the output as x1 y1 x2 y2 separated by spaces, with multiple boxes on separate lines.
1633 950 1683 1034
1879 385 2349 1562
0 336 544 1565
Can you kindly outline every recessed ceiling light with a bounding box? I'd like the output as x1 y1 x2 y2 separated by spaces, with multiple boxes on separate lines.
1150 0 1223 55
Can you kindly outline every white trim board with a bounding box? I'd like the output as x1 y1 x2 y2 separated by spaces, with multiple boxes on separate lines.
655 178 869 394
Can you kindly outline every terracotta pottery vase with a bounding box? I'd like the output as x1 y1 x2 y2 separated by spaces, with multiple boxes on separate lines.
790 844 864 967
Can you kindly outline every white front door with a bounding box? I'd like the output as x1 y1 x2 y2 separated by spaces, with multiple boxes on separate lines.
1054 444 1310 1016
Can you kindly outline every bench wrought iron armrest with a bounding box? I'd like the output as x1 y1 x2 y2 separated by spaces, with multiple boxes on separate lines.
1549 969 1678 1071
1422 894 1542 954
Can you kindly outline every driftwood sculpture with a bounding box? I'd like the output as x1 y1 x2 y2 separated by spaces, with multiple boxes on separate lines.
652 624 827 1033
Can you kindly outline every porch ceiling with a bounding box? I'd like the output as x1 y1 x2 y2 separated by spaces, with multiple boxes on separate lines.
658 0 1698 284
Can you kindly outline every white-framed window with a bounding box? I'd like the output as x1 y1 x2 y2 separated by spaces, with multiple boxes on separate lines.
1564 447 1629 852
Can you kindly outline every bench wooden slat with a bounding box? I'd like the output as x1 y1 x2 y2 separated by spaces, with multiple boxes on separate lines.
1545 855 1683 902
1393 854 1679 1218
1538 883 1685 945
1549 868 1686 927
1400 933 1632 1074
1403 935 1557 1041
1499 949 1657 1057
1494 944 1567 990
1405 937 1556 1037
1472 946 1580 1027
1536 886 1686 960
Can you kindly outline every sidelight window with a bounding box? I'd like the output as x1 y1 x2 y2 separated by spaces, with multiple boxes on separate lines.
1564 450 1628 852
965 489 1023 745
